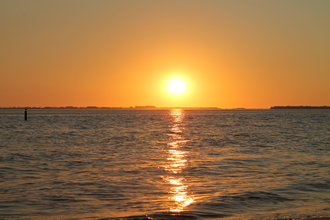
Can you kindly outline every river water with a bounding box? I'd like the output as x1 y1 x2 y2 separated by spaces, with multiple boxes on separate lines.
0 109 329 219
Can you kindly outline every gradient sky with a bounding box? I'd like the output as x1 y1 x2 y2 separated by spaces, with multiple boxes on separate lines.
1 0 329 108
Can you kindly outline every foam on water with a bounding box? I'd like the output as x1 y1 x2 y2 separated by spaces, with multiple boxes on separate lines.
0 109 329 219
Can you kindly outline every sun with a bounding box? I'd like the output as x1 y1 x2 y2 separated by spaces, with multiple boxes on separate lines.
169 79 185 94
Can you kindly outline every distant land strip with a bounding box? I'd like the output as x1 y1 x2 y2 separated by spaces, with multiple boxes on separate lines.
271 106 330 109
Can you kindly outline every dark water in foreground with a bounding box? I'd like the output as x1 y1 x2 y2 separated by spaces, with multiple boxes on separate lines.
0 109 329 220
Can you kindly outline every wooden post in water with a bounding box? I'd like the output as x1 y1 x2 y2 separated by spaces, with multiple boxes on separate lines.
25 108 27 120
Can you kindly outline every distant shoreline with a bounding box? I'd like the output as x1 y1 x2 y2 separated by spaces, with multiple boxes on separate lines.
270 106 330 109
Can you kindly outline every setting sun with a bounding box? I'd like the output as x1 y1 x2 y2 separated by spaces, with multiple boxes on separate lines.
169 79 185 94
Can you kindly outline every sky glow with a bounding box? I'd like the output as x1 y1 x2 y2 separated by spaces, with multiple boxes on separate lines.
0 0 330 108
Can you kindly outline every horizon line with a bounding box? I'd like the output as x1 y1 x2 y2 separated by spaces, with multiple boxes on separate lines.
1 105 330 110
0 106 246 110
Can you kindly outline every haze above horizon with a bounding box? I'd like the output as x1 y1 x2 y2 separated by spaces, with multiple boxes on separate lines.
1 0 330 108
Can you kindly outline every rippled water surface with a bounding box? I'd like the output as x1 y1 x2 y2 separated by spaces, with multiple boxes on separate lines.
0 109 329 219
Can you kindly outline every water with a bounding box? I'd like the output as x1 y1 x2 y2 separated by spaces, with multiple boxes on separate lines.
0 109 329 220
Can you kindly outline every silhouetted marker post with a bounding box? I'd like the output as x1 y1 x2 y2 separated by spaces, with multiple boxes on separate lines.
25 108 27 120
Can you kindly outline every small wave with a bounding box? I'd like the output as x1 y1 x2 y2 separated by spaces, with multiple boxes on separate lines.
104 211 227 220
225 191 293 203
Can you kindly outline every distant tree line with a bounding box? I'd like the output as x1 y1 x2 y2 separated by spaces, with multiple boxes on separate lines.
270 106 330 109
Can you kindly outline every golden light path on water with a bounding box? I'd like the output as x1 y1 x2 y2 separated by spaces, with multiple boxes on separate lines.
164 109 196 212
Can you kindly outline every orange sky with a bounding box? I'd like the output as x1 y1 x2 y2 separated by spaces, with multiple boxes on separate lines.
1 0 330 108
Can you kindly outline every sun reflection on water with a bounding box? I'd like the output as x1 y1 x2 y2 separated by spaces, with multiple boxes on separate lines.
164 109 196 212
